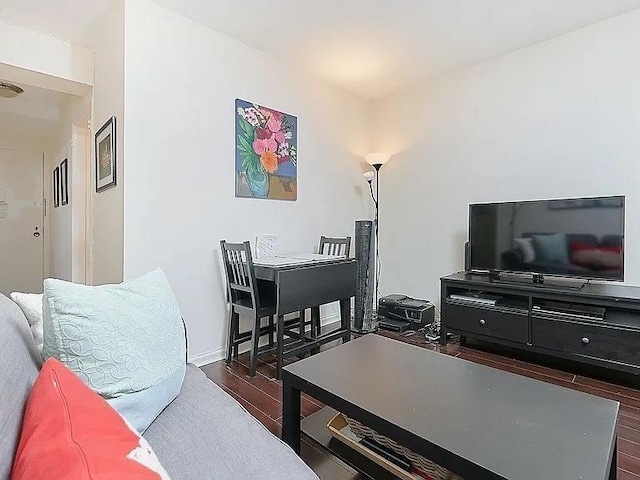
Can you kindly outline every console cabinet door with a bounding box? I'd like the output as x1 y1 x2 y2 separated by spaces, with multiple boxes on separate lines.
445 302 528 343
532 316 640 366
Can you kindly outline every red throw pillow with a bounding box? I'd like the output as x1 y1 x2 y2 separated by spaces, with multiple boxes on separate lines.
571 242 621 254
11 358 170 480
570 242 622 269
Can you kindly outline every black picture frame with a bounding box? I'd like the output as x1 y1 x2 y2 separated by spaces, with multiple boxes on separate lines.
60 159 69 206
95 116 117 193
53 167 60 208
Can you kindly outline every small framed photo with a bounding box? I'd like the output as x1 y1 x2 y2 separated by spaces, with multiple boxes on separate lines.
53 167 60 208
60 159 69 206
95 116 117 192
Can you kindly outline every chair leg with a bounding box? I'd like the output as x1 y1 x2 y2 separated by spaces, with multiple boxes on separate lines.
299 310 306 337
249 314 261 377
276 315 285 380
226 310 237 364
269 315 275 348
311 307 321 355
233 314 240 358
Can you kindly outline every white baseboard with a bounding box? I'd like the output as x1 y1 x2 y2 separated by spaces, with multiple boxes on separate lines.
189 347 226 367
188 312 342 367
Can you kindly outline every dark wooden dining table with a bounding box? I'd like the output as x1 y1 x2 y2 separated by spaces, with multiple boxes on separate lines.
253 256 357 373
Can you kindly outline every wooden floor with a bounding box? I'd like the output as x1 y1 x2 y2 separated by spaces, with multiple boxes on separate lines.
201 330 640 479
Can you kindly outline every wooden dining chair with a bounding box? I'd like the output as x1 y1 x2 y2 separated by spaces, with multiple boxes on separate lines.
301 236 352 340
220 240 277 377
319 236 351 257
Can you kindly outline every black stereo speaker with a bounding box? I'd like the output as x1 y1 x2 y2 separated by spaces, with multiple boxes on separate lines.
354 220 373 330
464 241 471 271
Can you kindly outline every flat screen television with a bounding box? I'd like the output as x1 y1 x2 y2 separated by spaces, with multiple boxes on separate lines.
468 196 625 281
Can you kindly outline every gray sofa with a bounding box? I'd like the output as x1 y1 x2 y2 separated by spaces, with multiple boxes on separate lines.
0 293 318 480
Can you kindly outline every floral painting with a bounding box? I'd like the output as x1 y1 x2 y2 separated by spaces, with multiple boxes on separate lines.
235 99 297 200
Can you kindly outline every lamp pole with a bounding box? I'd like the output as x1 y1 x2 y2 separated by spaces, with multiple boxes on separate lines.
372 163 382 311
362 153 390 331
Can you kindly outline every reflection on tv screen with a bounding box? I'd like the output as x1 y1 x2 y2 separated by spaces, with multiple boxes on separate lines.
469 197 624 281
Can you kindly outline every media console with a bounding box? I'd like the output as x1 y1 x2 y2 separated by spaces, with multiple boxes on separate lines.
441 272 640 375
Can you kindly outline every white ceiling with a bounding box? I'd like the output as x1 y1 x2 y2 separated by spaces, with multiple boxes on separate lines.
0 0 114 46
0 80 72 148
0 80 66 120
153 0 640 98
1 1 639 98
4 81 67 108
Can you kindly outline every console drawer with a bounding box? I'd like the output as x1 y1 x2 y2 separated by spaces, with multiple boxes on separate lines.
532 316 640 366
445 303 528 343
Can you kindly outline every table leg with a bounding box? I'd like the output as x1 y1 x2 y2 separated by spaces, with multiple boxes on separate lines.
340 298 351 343
311 306 321 338
609 437 617 480
282 377 301 454
276 315 284 380
311 307 321 355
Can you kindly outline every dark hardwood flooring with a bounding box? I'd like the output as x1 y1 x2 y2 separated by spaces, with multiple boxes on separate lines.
201 330 640 479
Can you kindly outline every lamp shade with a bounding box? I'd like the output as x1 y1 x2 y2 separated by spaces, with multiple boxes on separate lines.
363 171 375 183
365 152 391 166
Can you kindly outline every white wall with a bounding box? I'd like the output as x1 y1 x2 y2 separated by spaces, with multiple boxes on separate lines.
0 22 94 283
47 95 91 281
70 124 91 283
0 118 54 153
0 21 93 91
0 99 90 283
372 10 640 310
89 0 125 285
123 0 371 363
47 136 72 280
0 122 50 281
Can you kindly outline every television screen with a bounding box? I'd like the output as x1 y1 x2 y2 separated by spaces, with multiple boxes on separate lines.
469 196 625 281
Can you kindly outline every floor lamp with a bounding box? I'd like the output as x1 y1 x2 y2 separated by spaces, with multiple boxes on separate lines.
363 152 391 325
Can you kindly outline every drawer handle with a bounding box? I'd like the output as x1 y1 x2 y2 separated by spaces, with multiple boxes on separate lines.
479 319 486 326
581 337 590 345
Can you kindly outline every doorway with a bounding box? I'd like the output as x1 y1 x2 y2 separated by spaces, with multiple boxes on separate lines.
0 148 44 295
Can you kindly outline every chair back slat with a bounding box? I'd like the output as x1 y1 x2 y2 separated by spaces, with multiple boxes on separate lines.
319 236 351 257
231 250 247 286
220 240 260 310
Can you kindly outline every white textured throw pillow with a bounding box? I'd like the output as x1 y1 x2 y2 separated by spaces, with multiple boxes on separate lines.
10 292 44 353
42 268 186 433
514 237 536 263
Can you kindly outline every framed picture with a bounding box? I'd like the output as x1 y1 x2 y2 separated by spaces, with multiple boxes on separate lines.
53 167 60 208
95 116 117 192
60 159 69 206
235 99 297 201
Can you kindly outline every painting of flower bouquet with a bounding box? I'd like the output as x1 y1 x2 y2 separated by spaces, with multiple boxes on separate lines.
235 99 297 200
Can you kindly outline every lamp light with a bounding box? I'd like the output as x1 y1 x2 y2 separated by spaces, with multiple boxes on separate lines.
0 82 24 99
365 152 391 168
363 170 375 183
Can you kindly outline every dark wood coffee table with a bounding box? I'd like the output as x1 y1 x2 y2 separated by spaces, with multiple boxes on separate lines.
282 334 619 479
